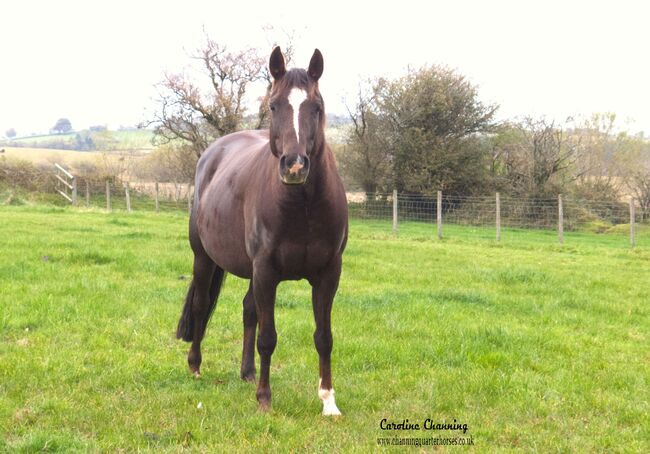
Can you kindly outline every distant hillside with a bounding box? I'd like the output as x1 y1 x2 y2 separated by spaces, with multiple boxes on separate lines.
2 129 155 152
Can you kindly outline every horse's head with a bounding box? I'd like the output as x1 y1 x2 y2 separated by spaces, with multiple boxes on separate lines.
268 46 325 185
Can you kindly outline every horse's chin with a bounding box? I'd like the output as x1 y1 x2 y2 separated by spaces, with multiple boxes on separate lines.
280 175 308 185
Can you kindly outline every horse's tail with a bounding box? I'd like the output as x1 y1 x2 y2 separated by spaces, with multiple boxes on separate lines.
176 268 225 342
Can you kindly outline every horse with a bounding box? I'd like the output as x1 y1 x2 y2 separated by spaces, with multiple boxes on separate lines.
176 47 348 415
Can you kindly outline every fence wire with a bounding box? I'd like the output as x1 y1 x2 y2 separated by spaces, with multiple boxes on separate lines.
62 177 193 213
347 192 645 246
2 162 646 247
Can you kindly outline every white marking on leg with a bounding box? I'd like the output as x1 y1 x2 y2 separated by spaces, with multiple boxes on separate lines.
288 88 307 141
319 378 341 416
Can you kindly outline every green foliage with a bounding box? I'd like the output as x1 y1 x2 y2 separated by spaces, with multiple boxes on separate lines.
1 206 648 451
343 67 497 195
135 143 198 183
51 118 73 134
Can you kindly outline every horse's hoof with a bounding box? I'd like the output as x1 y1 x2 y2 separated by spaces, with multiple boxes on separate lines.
240 371 256 382
322 407 342 416
192 371 201 379
257 401 271 413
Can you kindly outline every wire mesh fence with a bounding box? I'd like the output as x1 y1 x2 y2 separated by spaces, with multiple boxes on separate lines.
71 177 193 213
2 161 646 247
347 192 646 247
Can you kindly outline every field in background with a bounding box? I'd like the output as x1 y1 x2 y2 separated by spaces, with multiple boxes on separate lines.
1 147 110 168
4 129 155 152
1 206 648 452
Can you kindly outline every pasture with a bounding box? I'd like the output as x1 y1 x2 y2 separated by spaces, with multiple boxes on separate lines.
0 147 103 168
1 206 648 452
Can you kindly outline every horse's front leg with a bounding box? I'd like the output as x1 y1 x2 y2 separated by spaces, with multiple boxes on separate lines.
311 255 342 416
252 262 278 412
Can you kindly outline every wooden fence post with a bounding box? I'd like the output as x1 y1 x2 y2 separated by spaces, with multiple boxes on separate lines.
558 194 564 244
437 190 442 239
155 181 160 213
85 180 90 207
392 189 398 234
496 192 501 242
125 182 131 213
71 177 77 206
187 184 192 215
106 180 111 211
630 198 636 248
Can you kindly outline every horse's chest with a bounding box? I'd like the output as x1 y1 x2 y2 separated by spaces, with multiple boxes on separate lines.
273 236 336 279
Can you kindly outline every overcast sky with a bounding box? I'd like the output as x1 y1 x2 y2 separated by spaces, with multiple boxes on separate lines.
1 0 649 136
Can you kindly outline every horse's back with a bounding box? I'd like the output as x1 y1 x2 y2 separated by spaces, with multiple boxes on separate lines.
194 130 271 278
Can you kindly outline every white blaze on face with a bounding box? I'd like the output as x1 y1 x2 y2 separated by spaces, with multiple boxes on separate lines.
288 88 308 141
319 378 341 416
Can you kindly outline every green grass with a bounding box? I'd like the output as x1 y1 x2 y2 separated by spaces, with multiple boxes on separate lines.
1 206 649 452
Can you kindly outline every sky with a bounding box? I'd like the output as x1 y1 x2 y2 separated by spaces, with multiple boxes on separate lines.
1 0 649 136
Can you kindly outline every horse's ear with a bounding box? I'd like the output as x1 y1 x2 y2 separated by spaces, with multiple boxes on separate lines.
269 46 286 80
308 49 324 81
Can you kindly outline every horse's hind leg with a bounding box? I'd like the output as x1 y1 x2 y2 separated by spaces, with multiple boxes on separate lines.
240 282 257 382
176 251 225 377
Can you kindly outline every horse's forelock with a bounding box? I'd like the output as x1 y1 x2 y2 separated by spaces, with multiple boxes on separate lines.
273 69 312 95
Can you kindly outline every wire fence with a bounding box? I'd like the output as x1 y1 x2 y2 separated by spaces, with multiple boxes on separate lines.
1 162 646 247
72 177 193 213
348 192 645 247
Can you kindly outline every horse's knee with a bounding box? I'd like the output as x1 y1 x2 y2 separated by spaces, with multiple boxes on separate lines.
313 330 332 356
257 329 277 356
243 304 256 327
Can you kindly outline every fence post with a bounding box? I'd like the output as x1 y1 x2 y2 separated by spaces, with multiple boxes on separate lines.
496 192 501 242
71 177 77 206
437 190 442 239
392 189 398 234
630 198 636 248
558 194 564 244
125 182 131 213
85 181 90 207
155 181 160 213
106 180 111 211
187 184 192 215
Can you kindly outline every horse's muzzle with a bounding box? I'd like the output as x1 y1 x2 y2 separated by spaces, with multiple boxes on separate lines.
279 154 310 185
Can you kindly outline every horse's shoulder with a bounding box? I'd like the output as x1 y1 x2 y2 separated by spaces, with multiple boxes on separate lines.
196 130 270 190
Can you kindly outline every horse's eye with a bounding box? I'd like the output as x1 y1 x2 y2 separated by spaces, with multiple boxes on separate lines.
270 104 276 112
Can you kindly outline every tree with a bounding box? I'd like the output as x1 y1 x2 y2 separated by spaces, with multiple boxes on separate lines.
149 36 268 157
490 117 580 197
568 113 631 202
136 143 198 189
147 28 297 158
620 133 650 220
5 128 16 139
341 83 392 195
342 66 497 195
52 118 72 134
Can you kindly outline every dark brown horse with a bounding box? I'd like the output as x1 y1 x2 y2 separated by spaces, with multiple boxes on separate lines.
176 47 348 415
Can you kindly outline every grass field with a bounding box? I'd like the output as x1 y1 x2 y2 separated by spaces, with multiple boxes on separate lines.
1 147 103 168
5 130 154 151
1 206 649 452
